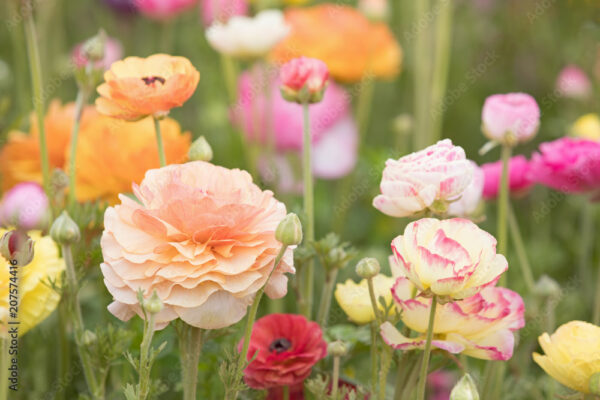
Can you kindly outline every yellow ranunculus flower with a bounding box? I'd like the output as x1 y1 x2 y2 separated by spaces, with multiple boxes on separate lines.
571 113 600 141
334 275 395 324
0 231 65 337
533 320 600 394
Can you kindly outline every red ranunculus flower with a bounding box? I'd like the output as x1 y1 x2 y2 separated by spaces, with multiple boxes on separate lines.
240 313 327 390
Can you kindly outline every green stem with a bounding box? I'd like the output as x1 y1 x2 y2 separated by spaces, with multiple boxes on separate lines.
56 299 71 400
316 269 338 329
331 356 340 400
414 0 432 150
153 117 166 167
579 201 594 298
392 352 411 400
398 355 422 400
416 296 438 400
220 54 238 105
507 204 535 292
67 89 87 208
592 244 600 325
137 312 156 400
178 324 204 400
378 346 393 400
497 145 512 286
300 103 315 319
283 385 290 400
367 277 383 327
356 76 375 143
370 323 378 395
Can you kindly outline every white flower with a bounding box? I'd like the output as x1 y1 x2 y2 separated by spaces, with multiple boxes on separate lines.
206 10 290 59
447 161 484 218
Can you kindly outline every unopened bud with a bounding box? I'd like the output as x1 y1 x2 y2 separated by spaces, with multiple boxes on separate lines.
82 330 97 346
328 340 348 357
356 257 380 279
188 136 213 162
83 29 107 63
450 374 480 400
0 230 34 266
50 211 81 245
144 290 164 314
275 213 303 246
534 275 561 298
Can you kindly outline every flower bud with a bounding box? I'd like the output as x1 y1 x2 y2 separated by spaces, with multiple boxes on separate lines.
589 372 600 395
188 136 213 162
82 329 97 346
275 213 303 246
50 211 81 245
450 374 480 400
481 93 540 146
328 340 348 357
0 230 34 266
82 30 107 63
356 257 380 279
280 57 329 104
144 290 164 314
533 275 561 298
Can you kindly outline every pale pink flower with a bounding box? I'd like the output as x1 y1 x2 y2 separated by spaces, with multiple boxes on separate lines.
482 155 533 199
0 182 49 231
373 139 474 218
200 0 248 26
280 57 330 103
447 161 484 218
391 218 507 300
556 65 592 100
381 278 525 360
101 161 294 329
482 93 540 145
137 0 197 20
72 36 123 70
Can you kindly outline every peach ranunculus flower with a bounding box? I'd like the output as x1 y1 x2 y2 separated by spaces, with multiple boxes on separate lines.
0 100 97 191
101 161 294 329
380 277 524 361
391 218 508 301
270 4 402 83
69 116 191 204
95 54 200 121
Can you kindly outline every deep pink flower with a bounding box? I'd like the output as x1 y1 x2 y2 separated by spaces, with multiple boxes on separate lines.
137 0 197 20
428 371 455 400
556 65 592 100
200 0 248 26
0 182 49 231
481 155 533 199
72 36 123 70
280 57 330 103
529 137 600 196
482 93 540 144
240 313 327 389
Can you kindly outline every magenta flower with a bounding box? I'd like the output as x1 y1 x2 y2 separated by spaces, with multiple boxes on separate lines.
0 182 49 231
72 36 123 70
137 0 197 20
200 0 248 26
280 57 330 104
482 93 540 145
481 155 533 199
556 65 592 100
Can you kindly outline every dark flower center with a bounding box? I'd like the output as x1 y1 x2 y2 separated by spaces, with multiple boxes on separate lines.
269 337 292 354
141 76 166 86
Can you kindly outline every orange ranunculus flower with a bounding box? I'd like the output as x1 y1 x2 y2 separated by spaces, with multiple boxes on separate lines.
95 54 200 121
70 116 191 204
270 4 402 83
0 100 97 190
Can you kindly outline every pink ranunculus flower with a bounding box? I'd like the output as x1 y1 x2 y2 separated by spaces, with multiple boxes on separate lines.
200 0 248 26
100 161 295 329
72 36 123 70
0 182 49 231
373 139 474 218
137 0 197 20
391 218 508 300
447 161 484 218
482 93 540 145
233 67 358 182
529 137 600 196
381 278 525 360
556 65 592 100
280 57 330 104
481 155 533 200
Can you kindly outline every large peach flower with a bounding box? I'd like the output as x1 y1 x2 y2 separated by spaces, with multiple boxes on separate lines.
69 116 190 204
95 54 200 121
381 278 524 361
391 218 507 300
101 161 294 329
270 4 402 82
0 100 97 190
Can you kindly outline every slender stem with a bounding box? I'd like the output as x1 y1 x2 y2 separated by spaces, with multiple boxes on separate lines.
67 90 87 208
356 76 375 143
300 103 315 319
56 299 71 400
220 54 238 105
331 356 341 399
497 145 512 286
579 201 594 297
153 117 166 167
416 296 438 400
0 339 7 400
378 346 393 400
178 324 204 400
370 323 378 395
592 232 600 325
367 277 383 327
507 204 535 292
283 385 290 400
399 355 422 400
137 312 156 400
414 0 432 150
392 352 411 400
316 269 338 329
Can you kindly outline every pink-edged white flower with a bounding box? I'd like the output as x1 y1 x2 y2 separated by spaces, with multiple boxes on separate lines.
556 65 592 100
447 161 484 218
373 139 474 218
380 278 525 361
280 57 330 104
391 218 508 300
482 93 540 145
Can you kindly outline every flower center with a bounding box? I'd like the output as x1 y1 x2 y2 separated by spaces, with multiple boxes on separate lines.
141 76 166 86
269 337 292 354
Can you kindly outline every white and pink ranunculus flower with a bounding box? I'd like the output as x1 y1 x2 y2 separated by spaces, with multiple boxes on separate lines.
391 218 507 300
100 161 294 330
380 278 525 361
373 139 474 218
481 92 540 145
447 161 484 218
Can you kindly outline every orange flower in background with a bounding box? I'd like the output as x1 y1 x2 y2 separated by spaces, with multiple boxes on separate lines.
70 116 191 204
95 54 200 121
270 4 402 82
0 100 97 190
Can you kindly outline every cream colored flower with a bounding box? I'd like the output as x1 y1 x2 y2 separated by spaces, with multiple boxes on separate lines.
334 275 395 324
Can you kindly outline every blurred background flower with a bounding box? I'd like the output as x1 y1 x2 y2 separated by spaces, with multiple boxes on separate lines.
481 155 533 200
137 0 198 20
0 182 49 231
200 0 248 26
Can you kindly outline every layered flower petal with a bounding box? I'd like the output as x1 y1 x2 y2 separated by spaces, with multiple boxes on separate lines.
482 93 540 144
334 274 396 324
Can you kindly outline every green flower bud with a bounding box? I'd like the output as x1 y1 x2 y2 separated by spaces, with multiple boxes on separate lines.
144 290 164 314
534 275 561 298
82 330 97 346
188 136 213 162
590 372 600 395
0 230 34 266
50 211 81 245
82 29 107 63
356 257 380 279
275 213 303 246
328 340 348 357
450 374 480 400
